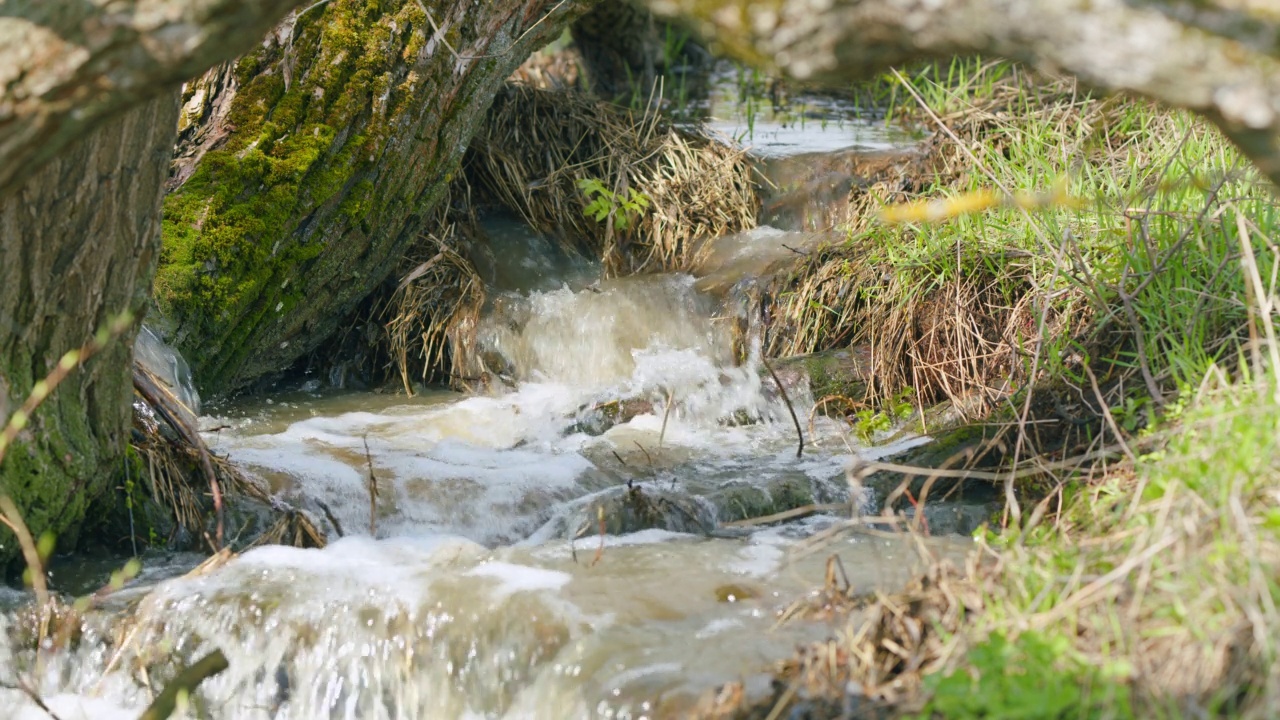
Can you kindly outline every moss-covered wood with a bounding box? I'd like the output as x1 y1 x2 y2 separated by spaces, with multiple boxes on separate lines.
157 0 594 396
0 95 180 568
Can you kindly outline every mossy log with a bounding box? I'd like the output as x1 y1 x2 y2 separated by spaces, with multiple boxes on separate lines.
0 95 180 568
156 0 594 395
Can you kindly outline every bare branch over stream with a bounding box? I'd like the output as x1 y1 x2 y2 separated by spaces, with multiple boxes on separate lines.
642 0 1280 186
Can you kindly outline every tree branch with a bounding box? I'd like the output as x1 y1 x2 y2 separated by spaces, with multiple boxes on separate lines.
0 0 303 196
643 0 1280 185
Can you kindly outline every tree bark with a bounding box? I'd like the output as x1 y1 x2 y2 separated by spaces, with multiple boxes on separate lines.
155 0 594 395
0 0 304 199
0 93 179 566
641 0 1280 186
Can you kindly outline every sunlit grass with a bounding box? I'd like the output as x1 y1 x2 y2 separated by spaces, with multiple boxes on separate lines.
883 60 1280 717
755 58 1280 719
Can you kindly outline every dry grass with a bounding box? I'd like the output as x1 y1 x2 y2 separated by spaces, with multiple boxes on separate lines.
465 83 757 275
690 547 991 720
131 392 325 551
385 219 487 394
763 241 1068 415
751 68 1196 420
694 61 1280 720
366 81 761 391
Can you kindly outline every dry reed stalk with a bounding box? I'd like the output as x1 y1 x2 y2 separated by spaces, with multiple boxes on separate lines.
363 435 378 537
385 222 486 394
464 84 756 276
133 364 224 549
765 239 1066 415
131 387 325 551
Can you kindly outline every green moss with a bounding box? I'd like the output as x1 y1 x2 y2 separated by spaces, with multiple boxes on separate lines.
155 0 586 393
156 0 422 377
710 478 815 523
0 365 125 569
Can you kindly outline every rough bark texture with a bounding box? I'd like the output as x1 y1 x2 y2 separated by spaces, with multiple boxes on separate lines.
642 0 1280 186
0 94 179 566
156 0 593 395
0 0 304 199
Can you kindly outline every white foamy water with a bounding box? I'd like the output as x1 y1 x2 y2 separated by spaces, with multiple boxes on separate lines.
3 530 970 719
5 255 972 719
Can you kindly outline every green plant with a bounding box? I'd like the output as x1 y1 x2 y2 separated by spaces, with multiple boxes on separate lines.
921 631 1134 719
851 388 915 441
577 177 651 230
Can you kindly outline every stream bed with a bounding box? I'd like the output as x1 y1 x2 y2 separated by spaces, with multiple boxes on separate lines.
3 75 981 720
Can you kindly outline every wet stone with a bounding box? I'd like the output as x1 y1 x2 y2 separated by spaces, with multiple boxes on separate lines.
708 477 817 524
541 484 719 539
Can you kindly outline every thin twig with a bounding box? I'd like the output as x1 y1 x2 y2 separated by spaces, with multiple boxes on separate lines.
1235 208 1280 401
856 442 1130 482
1083 363 1136 463
0 497 49 631
633 441 653 466
316 499 345 538
720 503 849 528
0 312 134 643
658 388 674 447
363 436 378 537
590 505 605 567
6 678 63 720
762 357 804 458
414 0 569 62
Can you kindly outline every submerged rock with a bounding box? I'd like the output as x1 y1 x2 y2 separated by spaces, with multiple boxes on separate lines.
706 477 818 524
770 346 872 407
533 483 718 540
567 397 657 436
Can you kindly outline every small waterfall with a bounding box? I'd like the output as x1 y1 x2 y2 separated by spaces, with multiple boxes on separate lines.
134 323 202 416
1 83 960 719
476 274 732 389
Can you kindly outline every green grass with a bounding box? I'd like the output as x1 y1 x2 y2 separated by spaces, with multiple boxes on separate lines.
752 58 1280 718
788 57 1277 404
947 372 1280 717
868 60 1280 718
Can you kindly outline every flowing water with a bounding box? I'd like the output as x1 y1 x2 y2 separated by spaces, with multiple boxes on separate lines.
2 88 967 720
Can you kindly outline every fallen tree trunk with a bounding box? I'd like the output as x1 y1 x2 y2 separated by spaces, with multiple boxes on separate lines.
642 0 1280 186
156 0 594 395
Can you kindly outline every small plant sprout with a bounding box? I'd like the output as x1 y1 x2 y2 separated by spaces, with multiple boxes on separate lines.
577 177 651 231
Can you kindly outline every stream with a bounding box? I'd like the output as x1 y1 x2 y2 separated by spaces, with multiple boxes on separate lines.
3 79 978 720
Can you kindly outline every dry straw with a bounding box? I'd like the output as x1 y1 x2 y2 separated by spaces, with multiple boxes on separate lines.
379 82 759 391
464 83 757 275
385 220 485 394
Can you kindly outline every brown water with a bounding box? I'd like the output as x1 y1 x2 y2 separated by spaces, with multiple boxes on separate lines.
1 85 955 720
